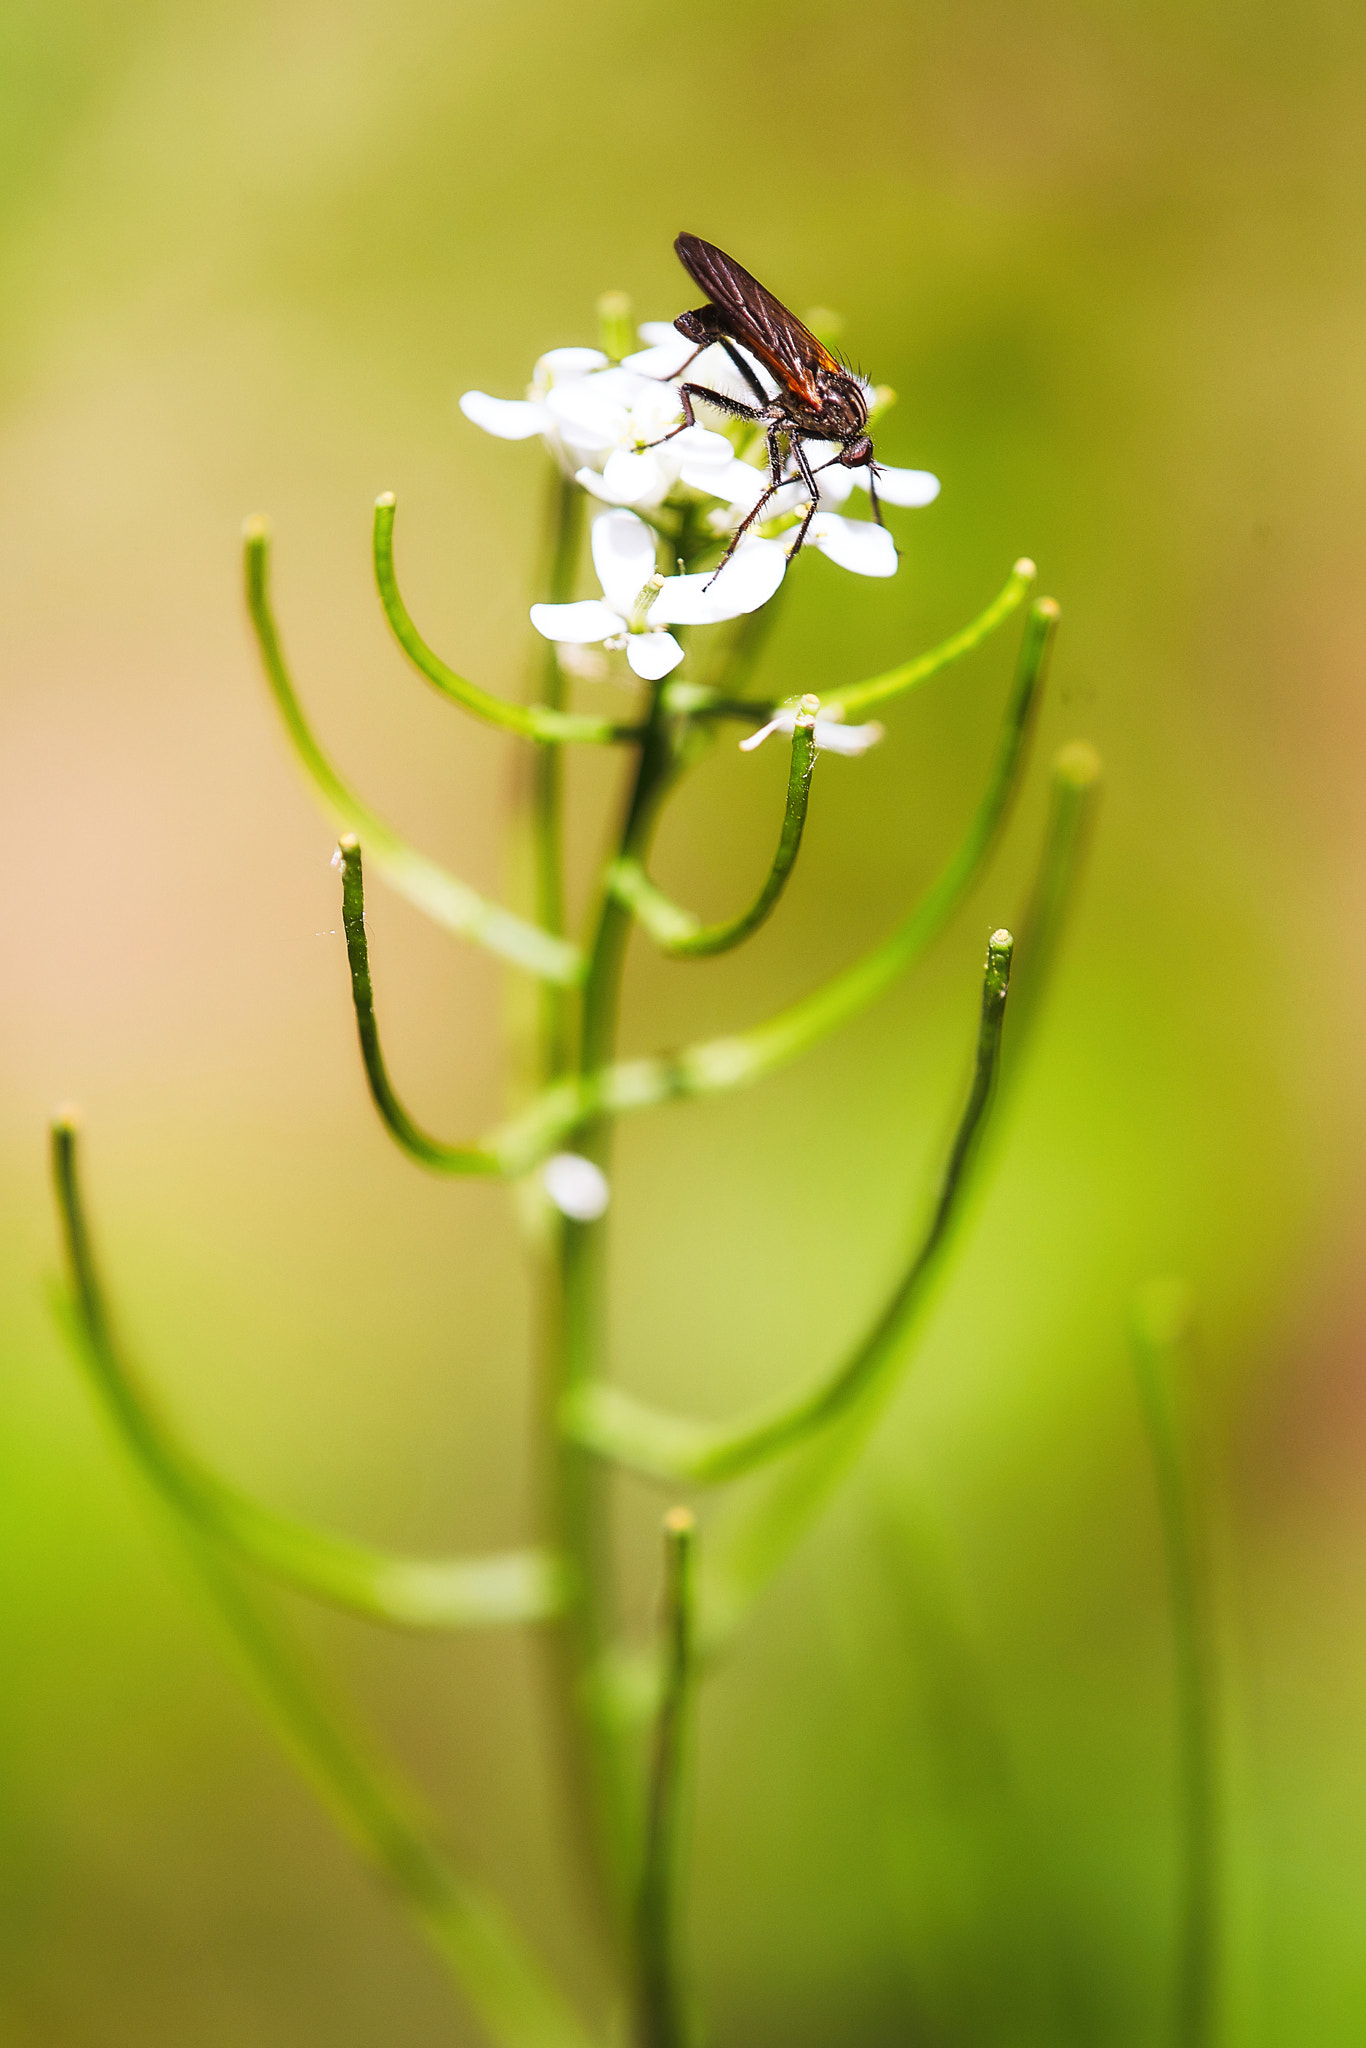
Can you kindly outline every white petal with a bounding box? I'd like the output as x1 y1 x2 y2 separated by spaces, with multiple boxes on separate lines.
719 537 789 611
544 380 624 453
622 338 692 379
647 571 716 625
576 464 669 509
459 391 547 440
653 537 787 624
738 705 883 756
864 465 940 508
542 1152 610 1221
813 715 884 755
620 379 686 438
812 463 856 507
671 425 734 470
671 425 733 468
576 466 627 503
626 630 684 679
738 716 785 753
588 366 648 403
534 347 608 388
529 599 622 644
593 448 667 505
592 510 659 614
682 455 769 507
637 321 683 345
807 513 899 577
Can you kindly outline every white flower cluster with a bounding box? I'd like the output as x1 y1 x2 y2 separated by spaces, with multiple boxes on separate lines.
459 316 940 751
529 507 785 682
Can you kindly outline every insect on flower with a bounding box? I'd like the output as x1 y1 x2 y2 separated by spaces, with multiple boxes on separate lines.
656 232 888 574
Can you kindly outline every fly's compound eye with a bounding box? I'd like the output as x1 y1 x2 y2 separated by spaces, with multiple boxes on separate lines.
841 435 875 468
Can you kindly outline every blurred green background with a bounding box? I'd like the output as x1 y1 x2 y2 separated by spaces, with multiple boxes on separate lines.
3 0 1366 2041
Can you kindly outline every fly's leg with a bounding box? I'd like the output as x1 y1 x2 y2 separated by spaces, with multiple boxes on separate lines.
783 438 825 560
716 339 771 408
645 383 766 449
701 428 795 584
660 340 711 385
865 464 892 538
659 308 771 410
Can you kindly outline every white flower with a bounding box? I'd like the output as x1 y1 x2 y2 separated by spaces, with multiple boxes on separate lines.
530 510 786 681
546 366 736 509
698 440 940 579
740 701 884 757
460 327 940 573
459 347 608 457
542 1152 610 1221
460 335 737 507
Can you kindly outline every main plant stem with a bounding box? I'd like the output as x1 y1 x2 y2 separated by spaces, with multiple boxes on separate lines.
532 495 708 2016
634 1510 697 2048
526 487 682 1974
549 674 677 1930
1132 1286 1220 2048
530 470 584 1081
518 466 635 1968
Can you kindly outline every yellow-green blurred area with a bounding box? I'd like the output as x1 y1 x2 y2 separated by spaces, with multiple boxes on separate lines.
3 0 1366 2040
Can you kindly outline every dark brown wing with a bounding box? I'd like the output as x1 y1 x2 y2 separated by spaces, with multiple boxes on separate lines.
674 232 839 409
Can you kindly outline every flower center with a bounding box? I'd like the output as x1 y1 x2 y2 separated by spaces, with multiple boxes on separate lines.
628 573 665 633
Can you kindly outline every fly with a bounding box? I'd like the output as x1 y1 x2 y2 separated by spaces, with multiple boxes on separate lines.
656 232 885 574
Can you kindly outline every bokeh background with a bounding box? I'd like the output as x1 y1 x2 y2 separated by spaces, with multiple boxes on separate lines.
3 1 1366 2041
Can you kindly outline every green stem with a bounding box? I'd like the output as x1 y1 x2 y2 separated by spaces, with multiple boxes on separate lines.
607 708 817 958
562 931 1014 1483
1000 739 1102 1076
338 837 502 1174
531 471 586 1079
49 1118 596 2048
634 1510 698 2048
1131 1281 1220 2048
194 1545 597 2048
243 517 583 986
491 596 1055 1160
676 558 1036 731
823 557 1037 719
542 676 681 1940
373 494 636 745
696 745 1102 1647
50 1113 562 1631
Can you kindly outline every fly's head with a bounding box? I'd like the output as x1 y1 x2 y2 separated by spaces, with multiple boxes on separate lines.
815 368 870 443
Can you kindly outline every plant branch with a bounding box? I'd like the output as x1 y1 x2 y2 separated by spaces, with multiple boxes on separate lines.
374 495 639 745
528 469 586 1081
49 1115 567 1631
823 557 1037 720
607 707 817 959
243 517 583 985
1000 739 1102 1075
1131 1280 1221 2048
633 1510 698 2048
337 836 505 1173
187 1536 598 2048
540 672 682 1940
562 931 1012 1483
49 1116 594 2048
675 559 1036 730
694 735 1102 1647
493 596 1055 1163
